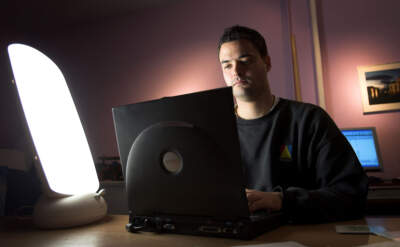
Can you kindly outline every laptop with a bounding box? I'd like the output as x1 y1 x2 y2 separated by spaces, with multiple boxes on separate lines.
112 87 284 239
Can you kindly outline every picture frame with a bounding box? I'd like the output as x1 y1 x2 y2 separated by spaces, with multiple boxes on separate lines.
357 62 400 114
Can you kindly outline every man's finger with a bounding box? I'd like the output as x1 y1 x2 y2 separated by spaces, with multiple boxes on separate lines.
246 191 262 203
249 199 266 213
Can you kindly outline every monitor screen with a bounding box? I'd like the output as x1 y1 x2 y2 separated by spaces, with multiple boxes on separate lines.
341 127 383 171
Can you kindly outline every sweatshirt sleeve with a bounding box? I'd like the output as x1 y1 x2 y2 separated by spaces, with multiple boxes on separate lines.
280 108 369 223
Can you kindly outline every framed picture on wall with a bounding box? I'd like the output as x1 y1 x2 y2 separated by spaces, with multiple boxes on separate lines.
358 62 400 113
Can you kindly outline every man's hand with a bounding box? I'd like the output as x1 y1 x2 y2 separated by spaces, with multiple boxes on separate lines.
246 189 283 213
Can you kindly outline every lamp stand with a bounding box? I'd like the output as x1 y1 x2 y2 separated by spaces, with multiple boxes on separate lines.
33 190 107 229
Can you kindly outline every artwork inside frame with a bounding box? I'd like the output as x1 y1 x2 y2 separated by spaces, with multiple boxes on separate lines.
358 62 400 114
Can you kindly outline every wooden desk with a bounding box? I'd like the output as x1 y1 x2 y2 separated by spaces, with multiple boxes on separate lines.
1 215 399 247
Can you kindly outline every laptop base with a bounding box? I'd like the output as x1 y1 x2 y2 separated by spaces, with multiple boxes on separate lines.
126 213 284 240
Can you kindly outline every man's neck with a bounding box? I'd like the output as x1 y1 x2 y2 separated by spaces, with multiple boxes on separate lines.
236 93 275 120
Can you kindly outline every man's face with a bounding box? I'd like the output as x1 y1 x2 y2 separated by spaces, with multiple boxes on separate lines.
219 39 271 101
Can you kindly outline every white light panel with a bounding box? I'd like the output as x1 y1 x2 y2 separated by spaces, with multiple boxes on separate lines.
8 44 99 195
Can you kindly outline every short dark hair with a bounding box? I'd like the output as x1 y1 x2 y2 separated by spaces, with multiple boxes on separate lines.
218 25 268 58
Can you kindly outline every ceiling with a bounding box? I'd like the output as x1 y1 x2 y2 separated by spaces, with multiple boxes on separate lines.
1 0 178 33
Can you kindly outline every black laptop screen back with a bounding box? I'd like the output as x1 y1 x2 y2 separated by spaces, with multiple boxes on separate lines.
112 87 249 218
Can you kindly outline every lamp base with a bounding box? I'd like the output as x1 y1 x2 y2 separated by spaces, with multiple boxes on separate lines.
33 191 107 229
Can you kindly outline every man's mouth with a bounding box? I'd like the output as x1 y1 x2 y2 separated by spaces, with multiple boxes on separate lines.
232 78 249 87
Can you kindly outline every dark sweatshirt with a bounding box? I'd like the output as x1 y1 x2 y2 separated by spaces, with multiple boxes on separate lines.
236 98 368 223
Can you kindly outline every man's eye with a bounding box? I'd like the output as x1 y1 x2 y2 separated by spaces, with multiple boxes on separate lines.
224 64 232 69
241 59 251 64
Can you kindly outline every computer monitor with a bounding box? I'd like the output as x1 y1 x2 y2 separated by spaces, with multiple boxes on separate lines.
341 127 383 171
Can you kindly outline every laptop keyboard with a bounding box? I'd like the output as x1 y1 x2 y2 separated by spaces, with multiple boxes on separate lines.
249 210 270 221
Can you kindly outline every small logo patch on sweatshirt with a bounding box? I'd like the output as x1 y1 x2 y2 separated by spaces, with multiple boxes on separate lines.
280 144 292 161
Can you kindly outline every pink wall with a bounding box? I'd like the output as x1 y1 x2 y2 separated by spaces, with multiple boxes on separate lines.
2 0 398 179
20 0 295 160
318 0 400 178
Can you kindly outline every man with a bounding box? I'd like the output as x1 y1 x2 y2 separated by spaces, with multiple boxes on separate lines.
218 25 368 223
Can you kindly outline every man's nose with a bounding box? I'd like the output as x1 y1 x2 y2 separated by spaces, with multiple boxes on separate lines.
232 63 244 77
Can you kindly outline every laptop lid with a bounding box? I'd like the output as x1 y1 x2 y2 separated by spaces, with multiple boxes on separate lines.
112 87 250 219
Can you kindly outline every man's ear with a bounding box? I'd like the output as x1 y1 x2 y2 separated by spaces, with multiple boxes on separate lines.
264 56 272 72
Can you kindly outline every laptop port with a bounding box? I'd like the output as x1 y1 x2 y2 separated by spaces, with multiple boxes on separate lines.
162 223 176 230
199 226 222 233
222 227 236 234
